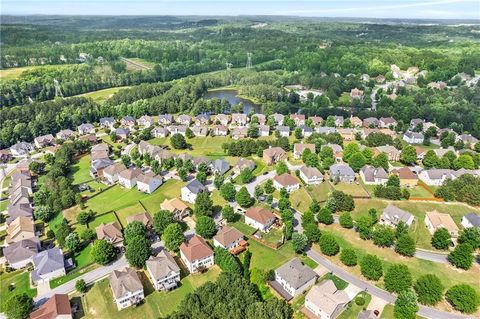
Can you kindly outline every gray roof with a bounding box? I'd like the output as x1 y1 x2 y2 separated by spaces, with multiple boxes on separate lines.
277 125 290 133
146 250 180 281
276 258 317 289
100 117 114 124
357 310 377 319
4 238 40 265
404 131 424 139
32 248 65 282
184 179 206 194
115 127 130 135
464 213 480 227
424 169 453 180
109 267 143 299
316 127 336 134
361 165 388 182
330 164 355 177
382 204 414 225
91 158 114 170
159 114 173 122
213 159 230 175
7 204 33 224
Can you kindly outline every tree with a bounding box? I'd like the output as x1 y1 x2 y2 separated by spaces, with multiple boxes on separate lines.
243 250 252 280
196 216 217 239
340 248 357 266
194 191 214 217
222 206 237 222
214 247 242 274
395 221 409 239
414 274 444 306
239 169 254 184
304 223 321 243
171 133 187 149
431 228 451 250
372 152 389 171
394 290 419 319
371 225 396 247
254 185 264 198
447 243 474 270
34 205 57 222
236 186 253 208
422 150 439 169
121 154 131 166
329 191 354 212
153 210 175 236
348 152 367 172
163 223 184 251
91 239 116 265
317 208 334 225
264 179 275 194
4 293 33 319
395 234 416 257
29 161 45 174
319 234 340 256
125 235 151 268
292 233 308 253
355 215 374 240
220 182 236 201
343 142 360 162
458 227 480 249
196 171 207 184
400 145 417 165
77 210 95 225
387 174 400 187
76 279 87 293
276 162 289 175
56 218 72 248
360 254 383 281
65 232 81 252
339 212 354 228
124 221 146 245
81 228 96 242
214 174 224 189
453 154 475 170
283 221 294 240
384 264 412 293
446 284 480 313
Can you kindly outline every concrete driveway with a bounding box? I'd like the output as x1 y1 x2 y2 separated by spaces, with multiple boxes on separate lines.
367 295 388 314
344 284 362 301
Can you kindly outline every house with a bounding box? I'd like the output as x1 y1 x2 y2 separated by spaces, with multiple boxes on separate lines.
379 117 397 128
109 267 144 310
273 173 300 193
126 212 153 229
215 114 230 126
293 143 315 159
120 116 136 128
325 144 343 162
245 207 276 232
263 147 287 165
10 187 31 206
213 226 245 251
160 198 190 220
375 145 400 161
425 210 459 237
99 117 115 128
290 114 306 126
6 204 33 225
79 134 98 145
350 88 364 100
56 129 75 140
29 294 72 319
91 143 110 160
34 134 55 149
195 114 210 126
329 164 355 183
115 128 130 140
192 156 212 170
137 172 162 193
191 125 209 137
253 113 266 125
456 134 479 146
360 166 388 185
103 163 127 184
158 114 173 125
403 131 424 144
138 115 154 128
338 128 355 141
151 127 169 138
305 280 350 319
90 158 114 179
168 125 187 136
316 127 337 135
277 125 290 137
231 113 248 126
391 167 418 188
118 168 142 189
375 75 386 83
274 258 318 299
4 238 40 269
380 204 415 227
181 179 206 204
358 311 378 319
176 114 192 126
96 222 124 247
272 113 285 125
146 250 181 291
211 125 228 136
78 123 95 135
299 166 323 185
427 81 447 90
333 116 344 127
418 169 453 186
0 149 12 163
361 128 396 140
180 235 214 273
233 158 256 175
461 213 480 229
231 127 248 140
211 159 230 176
350 116 363 127
410 118 424 129
363 117 379 128
299 125 313 137
310 116 323 126
6 216 36 244
258 125 270 137
31 248 66 284
10 142 34 157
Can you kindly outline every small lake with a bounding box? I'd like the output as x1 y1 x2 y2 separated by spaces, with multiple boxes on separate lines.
203 89 262 114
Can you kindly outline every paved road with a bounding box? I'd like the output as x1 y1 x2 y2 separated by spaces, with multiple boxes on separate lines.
237 170 276 196
414 249 449 263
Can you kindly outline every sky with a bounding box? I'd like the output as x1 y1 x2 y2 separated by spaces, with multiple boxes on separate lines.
2 0 479 20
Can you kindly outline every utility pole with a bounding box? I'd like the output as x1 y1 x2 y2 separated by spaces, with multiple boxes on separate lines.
54 79 64 98
246 52 252 69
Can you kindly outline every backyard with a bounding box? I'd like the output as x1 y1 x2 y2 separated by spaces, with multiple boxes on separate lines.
0 270 37 311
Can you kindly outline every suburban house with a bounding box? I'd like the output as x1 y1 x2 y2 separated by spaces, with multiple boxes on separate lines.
333 116 344 127
0 149 12 163
231 127 248 140
272 113 284 125
191 125 209 137
350 88 364 100
79 134 98 145
418 169 454 186
363 117 379 128
310 116 323 126
99 117 115 128
211 159 230 176
138 115 154 128
273 258 318 300
90 158 114 179
146 250 181 291
424 210 459 237
118 168 142 189
403 131 424 144
151 127 169 138
6 216 36 244
253 113 266 125
126 212 153 229
213 226 246 251
211 125 228 136
456 134 478 146
461 213 480 229
359 165 388 185
316 127 337 135
300 125 314 137
277 125 290 137
109 267 144 310
338 128 355 141
290 114 306 126
29 294 72 319
137 172 163 193
374 145 401 161
91 143 110 160
31 248 66 284
233 158 256 175
263 147 287 165
349 116 362 127
245 207 276 232
325 143 343 162
78 123 95 135
329 164 355 183
180 235 214 273
258 125 270 137
273 173 300 193
3 238 40 269
195 114 210 126
158 114 173 125
231 113 248 126
379 117 397 128
10 142 34 157
391 167 418 188
299 166 324 185
181 179 206 204
168 125 187 136
293 143 315 159
380 204 415 227
161 198 190 220
120 116 136 128
103 163 127 184
115 127 130 140
96 222 124 247
215 114 230 126
56 129 75 140
305 280 350 319
34 134 55 149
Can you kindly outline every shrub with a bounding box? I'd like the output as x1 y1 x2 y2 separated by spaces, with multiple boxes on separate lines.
360 254 383 281
340 248 357 266
319 234 340 256
446 284 480 313
414 274 444 306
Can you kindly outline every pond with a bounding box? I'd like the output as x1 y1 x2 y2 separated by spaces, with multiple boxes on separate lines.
203 89 262 114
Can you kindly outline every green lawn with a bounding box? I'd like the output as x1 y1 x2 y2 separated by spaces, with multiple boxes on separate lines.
332 182 370 197
381 304 426 319
0 199 9 212
338 292 371 319
306 182 331 202
290 188 312 213
299 255 318 269
128 58 156 68
71 155 93 185
116 203 147 227
323 273 348 290
0 64 76 80
78 86 130 103
231 220 257 236
408 186 434 198
0 270 37 311
50 263 98 289
149 136 230 157
259 228 284 245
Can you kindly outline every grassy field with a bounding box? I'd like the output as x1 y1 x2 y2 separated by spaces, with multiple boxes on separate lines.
71 155 93 184
82 267 221 318
0 270 37 311
333 182 370 197
149 136 230 157
305 182 331 202
77 86 130 103
290 188 312 213
338 292 372 319
128 58 156 68
0 64 76 80
381 304 426 319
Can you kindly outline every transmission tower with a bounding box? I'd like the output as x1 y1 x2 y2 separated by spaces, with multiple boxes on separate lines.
54 79 63 98
246 52 252 69
225 62 233 71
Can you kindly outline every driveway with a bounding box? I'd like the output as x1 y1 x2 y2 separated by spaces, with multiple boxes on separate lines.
344 284 362 301
367 295 388 314
236 170 276 196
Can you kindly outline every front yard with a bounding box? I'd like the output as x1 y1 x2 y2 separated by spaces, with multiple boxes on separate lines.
0 270 37 311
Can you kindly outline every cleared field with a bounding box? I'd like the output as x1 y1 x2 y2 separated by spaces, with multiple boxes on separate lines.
77 86 130 103
149 136 231 157
0 64 76 80
333 182 370 197
306 182 331 202
128 58 156 68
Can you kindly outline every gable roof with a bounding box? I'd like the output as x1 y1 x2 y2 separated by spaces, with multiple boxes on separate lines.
392 167 418 180
32 248 65 281
118 168 142 180
6 216 35 242
96 222 123 244
425 210 459 233
29 294 71 319
330 164 355 177
263 147 286 158
274 173 300 187
103 163 127 176
463 213 480 227
276 258 317 289
245 207 276 225
300 166 323 179
146 250 180 280
4 238 40 265
306 281 349 317
293 143 315 154
381 204 414 225
161 198 189 213
213 226 244 247
213 159 230 175
109 267 143 299
180 235 213 262
360 165 388 182
183 179 206 194
126 212 153 227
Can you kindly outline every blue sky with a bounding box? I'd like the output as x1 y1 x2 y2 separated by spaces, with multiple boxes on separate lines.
2 0 479 19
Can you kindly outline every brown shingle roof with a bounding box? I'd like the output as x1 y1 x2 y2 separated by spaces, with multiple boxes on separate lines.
109 267 143 299
274 173 299 187
161 198 188 213
213 226 243 247
126 212 153 227
30 294 71 319
426 210 459 234
96 222 123 244
245 207 276 225
392 167 418 180
180 235 213 262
